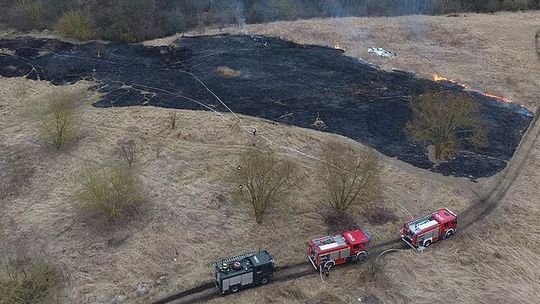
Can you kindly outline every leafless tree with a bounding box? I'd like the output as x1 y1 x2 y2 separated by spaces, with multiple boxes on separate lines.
167 112 178 129
319 141 381 216
95 43 107 58
405 91 486 161
233 149 299 224
534 30 540 57
117 138 137 168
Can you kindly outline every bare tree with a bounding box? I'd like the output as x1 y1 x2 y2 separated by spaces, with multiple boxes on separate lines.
405 91 487 161
534 30 540 57
117 138 137 168
233 149 299 224
320 141 381 216
167 112 178 129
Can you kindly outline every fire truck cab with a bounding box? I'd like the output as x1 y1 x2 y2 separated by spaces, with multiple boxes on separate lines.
214 250 274 294
307 229 371 270
401 208 457 249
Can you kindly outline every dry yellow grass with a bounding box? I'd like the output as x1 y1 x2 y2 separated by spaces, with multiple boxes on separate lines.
0 77 479 303
1 11 539 304
146 11 540 304
215 66 242 78
378 128 540 304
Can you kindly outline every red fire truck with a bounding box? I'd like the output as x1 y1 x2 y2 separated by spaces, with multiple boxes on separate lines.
307 229 371 270
400 208 458 249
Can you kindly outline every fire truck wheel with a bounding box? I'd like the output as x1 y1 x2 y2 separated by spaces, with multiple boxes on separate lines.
355 252 367 262
261 277 269 284
231 285 239 293
423 240 432 247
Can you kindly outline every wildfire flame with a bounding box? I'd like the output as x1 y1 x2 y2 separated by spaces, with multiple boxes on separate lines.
432 74 513 103
432 74 469 89
479 92 514 104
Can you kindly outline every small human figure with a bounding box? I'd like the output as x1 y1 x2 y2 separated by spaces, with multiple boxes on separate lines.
252 128 257 136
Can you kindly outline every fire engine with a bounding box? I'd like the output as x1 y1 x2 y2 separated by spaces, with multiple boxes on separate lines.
307 228 371 270
214 250 274 294
401 208 458 249
205 209 459 297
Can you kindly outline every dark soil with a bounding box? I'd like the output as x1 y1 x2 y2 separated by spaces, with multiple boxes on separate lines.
324 212 361 234
365 206 398 226
0 35 533 178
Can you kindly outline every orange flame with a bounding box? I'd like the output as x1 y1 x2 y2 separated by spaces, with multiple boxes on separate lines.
432 74 513 103
432 74 469 89
479 92 513 103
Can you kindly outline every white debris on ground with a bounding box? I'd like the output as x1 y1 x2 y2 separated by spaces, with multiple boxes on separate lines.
368 47 397 58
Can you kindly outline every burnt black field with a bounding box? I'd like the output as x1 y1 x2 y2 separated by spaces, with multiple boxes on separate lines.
0 35 533 178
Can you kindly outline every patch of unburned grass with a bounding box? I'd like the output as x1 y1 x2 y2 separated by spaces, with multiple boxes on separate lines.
215 66 241 78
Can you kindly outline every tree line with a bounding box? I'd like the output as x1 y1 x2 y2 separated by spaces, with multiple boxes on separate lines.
0 0 538 42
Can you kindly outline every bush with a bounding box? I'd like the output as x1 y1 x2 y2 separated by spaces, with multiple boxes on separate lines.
233 149 299 224
0 256 61 304
56 11 98 41
319 141 381 216
76 165 144 223
405 91 487 161
39 93 78 150
13 0 44 30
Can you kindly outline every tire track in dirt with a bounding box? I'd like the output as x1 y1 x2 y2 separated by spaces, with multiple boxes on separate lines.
149 238 405 304
459 105 540 230
161 240 408 304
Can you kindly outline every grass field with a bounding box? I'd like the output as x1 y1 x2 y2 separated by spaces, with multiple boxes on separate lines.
1 11 539 304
